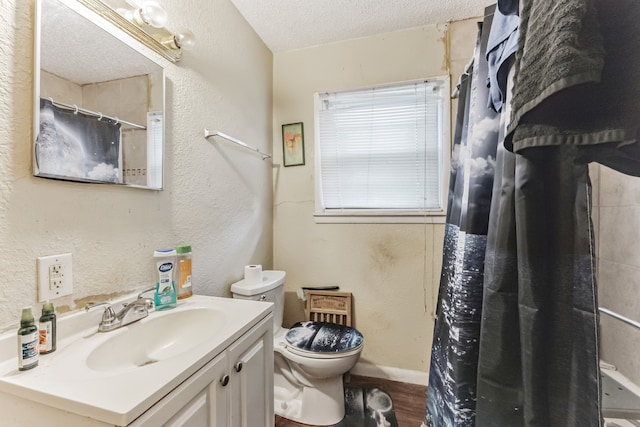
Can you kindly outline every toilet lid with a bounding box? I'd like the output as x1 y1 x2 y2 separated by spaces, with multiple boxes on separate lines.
285 321 363 356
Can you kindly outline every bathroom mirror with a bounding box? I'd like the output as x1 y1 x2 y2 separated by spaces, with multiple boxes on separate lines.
33 0 166 190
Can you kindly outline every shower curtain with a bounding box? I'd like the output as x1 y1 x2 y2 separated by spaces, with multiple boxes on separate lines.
475 129 600 427
425 13 500 427
427 0 640 426
476 0 640 425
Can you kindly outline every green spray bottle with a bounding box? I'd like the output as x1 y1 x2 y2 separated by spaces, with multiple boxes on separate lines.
17 307 39 371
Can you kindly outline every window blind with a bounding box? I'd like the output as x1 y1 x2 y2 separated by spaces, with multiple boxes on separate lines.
316 79 446 213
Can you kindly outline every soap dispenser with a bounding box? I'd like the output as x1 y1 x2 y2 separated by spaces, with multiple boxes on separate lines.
153 249 177 310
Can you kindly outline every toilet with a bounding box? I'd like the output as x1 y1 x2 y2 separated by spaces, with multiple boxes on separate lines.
231 270 364 426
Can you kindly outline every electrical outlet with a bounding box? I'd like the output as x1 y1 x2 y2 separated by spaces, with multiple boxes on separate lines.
37 253 73 302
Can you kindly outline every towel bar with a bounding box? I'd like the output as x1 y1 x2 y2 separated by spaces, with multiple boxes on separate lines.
600 307 640 331
204 129 271 160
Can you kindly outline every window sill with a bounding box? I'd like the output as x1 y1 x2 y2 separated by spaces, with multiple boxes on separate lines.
313 211 447 224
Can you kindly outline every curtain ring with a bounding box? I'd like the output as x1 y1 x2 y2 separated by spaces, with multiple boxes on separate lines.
73 104 79 114
114 117 119 125
97 112 103 121
48 97 54 105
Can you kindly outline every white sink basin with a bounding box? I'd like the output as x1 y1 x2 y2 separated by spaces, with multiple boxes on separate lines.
86 308 223 372
0 295 273 426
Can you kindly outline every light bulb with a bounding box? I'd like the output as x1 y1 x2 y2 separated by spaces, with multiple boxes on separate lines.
174 29 196 50
115 7 135 21
134 1 168 28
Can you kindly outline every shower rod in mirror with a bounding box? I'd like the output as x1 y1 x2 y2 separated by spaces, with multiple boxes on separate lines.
45 97 146 129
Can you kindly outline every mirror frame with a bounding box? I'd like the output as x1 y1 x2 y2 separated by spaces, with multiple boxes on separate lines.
33 0 168 190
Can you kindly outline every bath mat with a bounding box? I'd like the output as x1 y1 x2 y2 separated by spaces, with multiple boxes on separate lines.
336 387 398 427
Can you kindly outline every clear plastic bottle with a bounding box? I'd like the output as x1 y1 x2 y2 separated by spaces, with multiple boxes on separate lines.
38 302 56 354
17 307 39 371
175 244 193 299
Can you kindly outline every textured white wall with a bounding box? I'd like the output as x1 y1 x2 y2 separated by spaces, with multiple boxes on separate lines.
0 0 273 328
272 20 479 374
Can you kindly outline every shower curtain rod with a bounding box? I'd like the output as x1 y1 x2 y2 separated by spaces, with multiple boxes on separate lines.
203 129 272 160
45 97 147 130
599 307 640 331
451 56 475 98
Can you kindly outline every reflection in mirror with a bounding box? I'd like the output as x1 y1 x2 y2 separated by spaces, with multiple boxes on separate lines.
34 0 165 189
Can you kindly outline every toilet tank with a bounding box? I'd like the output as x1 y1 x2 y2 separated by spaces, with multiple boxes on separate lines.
230 270 286 330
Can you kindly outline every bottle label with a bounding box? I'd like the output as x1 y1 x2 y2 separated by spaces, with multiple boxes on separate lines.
18 331 39 369
179 258 192 290
157 260 174 294
159 262 173 273
39 321 52 353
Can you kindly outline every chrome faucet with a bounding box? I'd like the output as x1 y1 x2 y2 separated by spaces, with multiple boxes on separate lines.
85 302 119 332
85 290 155 332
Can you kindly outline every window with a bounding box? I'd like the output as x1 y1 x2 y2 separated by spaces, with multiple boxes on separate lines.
314 78 449 223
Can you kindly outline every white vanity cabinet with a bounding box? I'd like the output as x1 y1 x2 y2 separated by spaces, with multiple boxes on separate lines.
0 296 274 427
129 352 229 427
227 314 274 427
130 314 274 427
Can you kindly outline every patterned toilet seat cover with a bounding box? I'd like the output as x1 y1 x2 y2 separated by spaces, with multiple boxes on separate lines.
285 321 364 354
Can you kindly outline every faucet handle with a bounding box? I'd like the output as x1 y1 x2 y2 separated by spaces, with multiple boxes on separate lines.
137 286 156 299
136 287 156 310
85 302 117 327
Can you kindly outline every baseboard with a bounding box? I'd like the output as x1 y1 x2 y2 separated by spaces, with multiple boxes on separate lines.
350 362 428 386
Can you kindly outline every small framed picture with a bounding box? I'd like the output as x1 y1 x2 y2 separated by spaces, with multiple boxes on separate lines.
282 122 305 167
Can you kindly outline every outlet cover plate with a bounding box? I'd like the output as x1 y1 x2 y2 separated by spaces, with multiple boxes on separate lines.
37 253 73 302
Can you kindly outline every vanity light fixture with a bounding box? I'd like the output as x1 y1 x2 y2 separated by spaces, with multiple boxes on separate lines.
161 29 196 50
130 1 168 28
74 0 189 62
117 0 195 53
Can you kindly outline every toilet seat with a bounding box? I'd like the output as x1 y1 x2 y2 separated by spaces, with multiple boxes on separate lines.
284 342 362 359
283 321 364 359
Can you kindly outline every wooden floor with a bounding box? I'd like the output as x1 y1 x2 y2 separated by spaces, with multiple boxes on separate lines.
274 375 427 427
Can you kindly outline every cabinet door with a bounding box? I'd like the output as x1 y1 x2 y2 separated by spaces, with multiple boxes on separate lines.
227 315 274 427
129 352 229 427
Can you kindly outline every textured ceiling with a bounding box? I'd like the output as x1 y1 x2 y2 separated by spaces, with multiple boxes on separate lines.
229 0 492 52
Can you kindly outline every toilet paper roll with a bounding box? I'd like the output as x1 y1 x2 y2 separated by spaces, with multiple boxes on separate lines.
244 264 263 285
